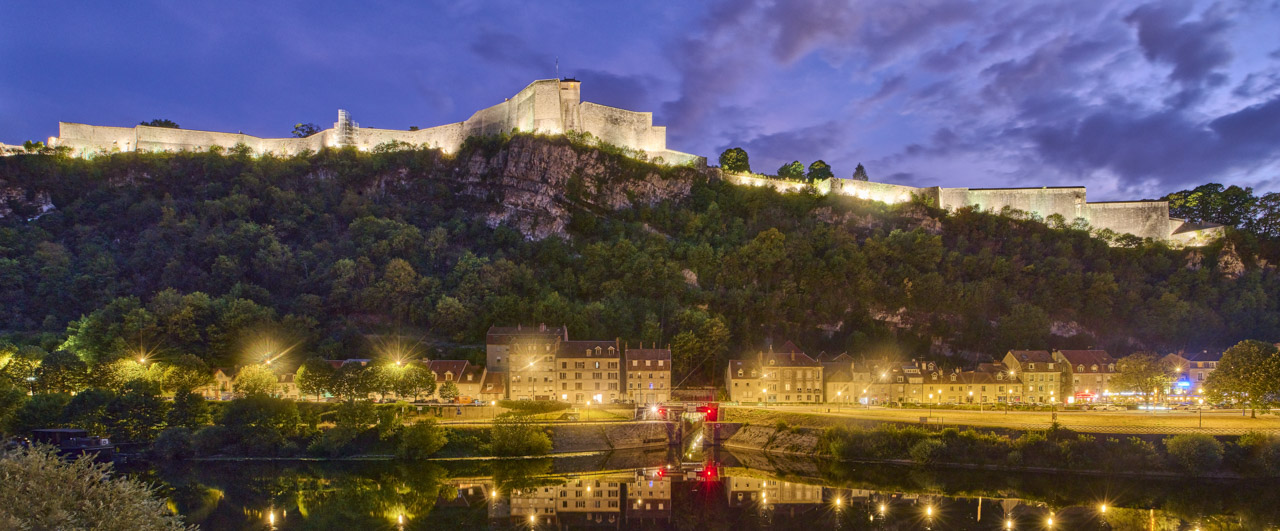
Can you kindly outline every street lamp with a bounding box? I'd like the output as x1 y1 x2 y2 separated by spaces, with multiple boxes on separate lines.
863 388 868 409
836 390 842 412
927 393 934 420
1198 398 1205 428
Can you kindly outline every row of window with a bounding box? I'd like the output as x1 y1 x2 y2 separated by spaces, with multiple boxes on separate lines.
562 382 620 390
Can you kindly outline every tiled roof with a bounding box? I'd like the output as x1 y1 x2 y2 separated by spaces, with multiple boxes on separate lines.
481 371 506 394
556 340 621 358
824 367 853 382
461 364 485 382
485 324 568 344
1173 350 1224 362
816 352 852 363
775 340 803 354
1055 350 1116 372
427 360 470 379
625 348 672 361
1008 350 1054 364
727 360 759 380
760 351 821 367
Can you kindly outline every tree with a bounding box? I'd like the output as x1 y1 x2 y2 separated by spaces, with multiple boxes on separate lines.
103 379 168 442
718 147 750 173
851 163 869 181
398 419 447 459
296 358 335 401
671 312 730 385
331 363 372 401
438 381 460 403
60 388 115 436
1206 340 1280 417
806 160 833 182
393 363 436 402
292 123 321 138
34 351 87 394
140 119 179 129
92 358 153 391
777 161 805 180
0 446 190 530
232 364 278 397
1111 352 1174 405
162 354 212 394
167 389 211 429
1164 183 1258 228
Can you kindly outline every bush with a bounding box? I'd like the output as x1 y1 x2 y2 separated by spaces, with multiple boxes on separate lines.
398 420 448 459
1165 434 1224 475
192 425 230 456
489 414 552 456
1232 432 1280 475
307 427 359 457
909 438 945 465
150 427 194 460
0 446 188 530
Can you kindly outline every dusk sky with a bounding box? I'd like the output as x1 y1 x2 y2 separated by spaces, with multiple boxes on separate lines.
3 0 1278 199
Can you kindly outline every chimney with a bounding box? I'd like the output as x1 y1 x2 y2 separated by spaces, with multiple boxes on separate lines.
517 323 521 331
790 352 795 362
539 323 546 332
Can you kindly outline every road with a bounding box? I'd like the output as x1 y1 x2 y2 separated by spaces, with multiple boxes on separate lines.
724 404 1280 434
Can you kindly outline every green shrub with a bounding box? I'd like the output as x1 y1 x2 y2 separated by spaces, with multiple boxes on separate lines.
398 420 448 459
1165 434 1224 475
1232 432 1280 475
489 414 552 456
191 425 230 456
307 427 360 457
149 427 194 460
910 439 945 464
774 421 789 433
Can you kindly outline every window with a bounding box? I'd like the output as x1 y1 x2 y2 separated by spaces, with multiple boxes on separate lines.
737 369 743 377
1028 363 1035 370
632 360 638 367
594 362 600 369
658 360 664 366
562 362 567 369
646 360 652 367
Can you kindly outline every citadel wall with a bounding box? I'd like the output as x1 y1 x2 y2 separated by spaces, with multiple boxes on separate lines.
936 187 1087 221
46 78 701 165
1083 201 1171 240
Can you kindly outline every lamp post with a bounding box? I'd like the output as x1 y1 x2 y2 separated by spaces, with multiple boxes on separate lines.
1198 398 1205 428
927 393 934 420
863 388 869 409
836 390 842 412
1006 388 1012 415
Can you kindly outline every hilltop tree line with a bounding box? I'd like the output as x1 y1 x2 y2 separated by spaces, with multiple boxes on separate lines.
0 136 1276 387
718 147 868 184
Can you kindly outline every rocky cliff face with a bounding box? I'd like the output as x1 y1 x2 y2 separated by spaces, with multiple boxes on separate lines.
452 136 698 239
0 178 54 220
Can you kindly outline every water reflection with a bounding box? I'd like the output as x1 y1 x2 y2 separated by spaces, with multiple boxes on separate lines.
130 449 1280 529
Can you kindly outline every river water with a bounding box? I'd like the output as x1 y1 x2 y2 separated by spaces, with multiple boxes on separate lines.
126 448 1280 530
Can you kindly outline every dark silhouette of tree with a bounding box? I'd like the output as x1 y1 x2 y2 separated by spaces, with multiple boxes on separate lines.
140 119 179 128
292 123 321 138
852 163 869 181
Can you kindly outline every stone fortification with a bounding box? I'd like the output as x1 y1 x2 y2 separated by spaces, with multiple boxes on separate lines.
727 173 1223 245
47 79 701 166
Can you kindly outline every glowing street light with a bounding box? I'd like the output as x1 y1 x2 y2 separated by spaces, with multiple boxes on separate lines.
1005 518 1014 529
1099 503 1107 514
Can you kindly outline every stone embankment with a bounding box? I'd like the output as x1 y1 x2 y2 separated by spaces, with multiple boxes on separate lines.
549 422 674 453
719 423 820 456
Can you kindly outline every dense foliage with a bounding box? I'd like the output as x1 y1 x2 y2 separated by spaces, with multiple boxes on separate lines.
1 138 1278 387
0 446 191 530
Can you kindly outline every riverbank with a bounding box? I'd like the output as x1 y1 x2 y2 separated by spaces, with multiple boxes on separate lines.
717 420 1280 479
724 404 1280 434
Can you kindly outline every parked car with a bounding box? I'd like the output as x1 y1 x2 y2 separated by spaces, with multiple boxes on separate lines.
1097 404 1126 411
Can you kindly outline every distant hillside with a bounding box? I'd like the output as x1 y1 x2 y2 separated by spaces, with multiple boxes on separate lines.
0 134 1276 383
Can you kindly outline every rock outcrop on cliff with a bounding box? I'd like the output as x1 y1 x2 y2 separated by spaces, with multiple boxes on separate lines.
452 136 697 239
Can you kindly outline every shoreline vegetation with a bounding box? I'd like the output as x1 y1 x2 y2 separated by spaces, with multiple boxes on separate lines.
722 419 1280 479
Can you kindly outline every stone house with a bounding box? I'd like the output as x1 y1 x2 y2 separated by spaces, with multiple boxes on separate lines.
485 323 568 373
756 342 824 403
276 373 301 400
923 370 1021 404
1163 351 1222 393
1002 350 1066 404
427 360 484 403
556 340 623 404
726 360 764 403
201 368 238 400
480 371 506 403
1053 349 1117 403
507 335 561 401
624 348 671 404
